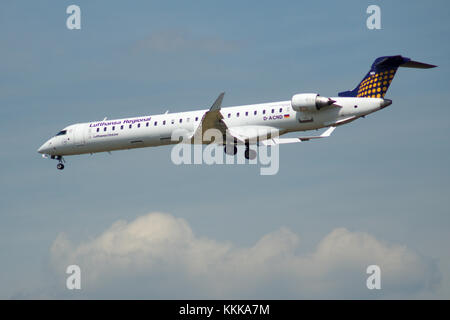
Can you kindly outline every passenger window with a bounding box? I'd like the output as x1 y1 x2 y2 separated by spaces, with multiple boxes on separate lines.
254 111 257 115
154 121 157 126
228 113 231 118
121 125 124 130
245 112 248 116
104 127 107 131
263 110 266 114
138 123 140 128
112 126 115 131
146 122 149 127
271 109 274 113
195 117 198 121
237 112 240 117
163 120 166 125
96 128 99 132
179 119 182 123
129 124 132 129
279 108 282 112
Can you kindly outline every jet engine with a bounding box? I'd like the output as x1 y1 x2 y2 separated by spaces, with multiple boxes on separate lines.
291 93 336 112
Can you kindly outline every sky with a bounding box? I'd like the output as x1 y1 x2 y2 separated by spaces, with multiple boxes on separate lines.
0 0 449 299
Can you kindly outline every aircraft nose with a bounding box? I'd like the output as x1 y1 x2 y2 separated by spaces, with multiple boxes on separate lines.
38 141 50 154
37 144 45 154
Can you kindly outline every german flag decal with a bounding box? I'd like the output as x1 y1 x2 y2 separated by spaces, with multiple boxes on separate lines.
284 114 290 118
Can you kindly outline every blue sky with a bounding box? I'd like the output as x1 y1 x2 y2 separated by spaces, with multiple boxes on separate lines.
1 0 449 299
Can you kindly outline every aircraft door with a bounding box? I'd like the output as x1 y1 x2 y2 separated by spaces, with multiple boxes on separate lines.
73 124 86 146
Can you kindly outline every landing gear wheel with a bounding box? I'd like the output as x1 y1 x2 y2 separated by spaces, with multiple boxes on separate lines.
224 145 237 155
244 148 257 160
57 163 65 170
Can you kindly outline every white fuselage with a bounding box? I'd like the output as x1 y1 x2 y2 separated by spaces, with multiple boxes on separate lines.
37 97 387 156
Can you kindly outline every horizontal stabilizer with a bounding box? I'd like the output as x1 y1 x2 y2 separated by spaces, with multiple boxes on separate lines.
400 60 437 69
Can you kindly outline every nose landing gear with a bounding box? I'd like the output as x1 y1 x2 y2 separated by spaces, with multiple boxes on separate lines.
51 155 66 170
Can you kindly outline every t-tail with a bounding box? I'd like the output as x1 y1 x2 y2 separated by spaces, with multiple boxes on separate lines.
338 55 436 98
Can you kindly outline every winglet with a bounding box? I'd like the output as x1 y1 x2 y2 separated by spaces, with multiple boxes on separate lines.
210 92 225 111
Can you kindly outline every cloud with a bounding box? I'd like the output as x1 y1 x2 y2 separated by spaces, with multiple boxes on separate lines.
50 212 440 299
133 30 239 54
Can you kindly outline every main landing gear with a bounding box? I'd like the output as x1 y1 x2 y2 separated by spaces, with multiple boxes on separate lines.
244 147 257 160
223 144 257 160
244 142 257 160
224 144 237 156
51 155 65 170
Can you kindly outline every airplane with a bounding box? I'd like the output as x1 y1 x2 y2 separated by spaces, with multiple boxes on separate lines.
37 55 436 170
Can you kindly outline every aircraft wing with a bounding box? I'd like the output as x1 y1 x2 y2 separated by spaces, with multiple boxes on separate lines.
324 116 358 127
191 92 232 143
227 125 281 143
191 92 330 145
191 93 266 144
260 127 336 145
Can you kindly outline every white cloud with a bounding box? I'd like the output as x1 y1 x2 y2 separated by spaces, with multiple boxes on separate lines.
50 212 440 299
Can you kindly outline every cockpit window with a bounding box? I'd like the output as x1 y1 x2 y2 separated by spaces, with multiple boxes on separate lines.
55 130 67 136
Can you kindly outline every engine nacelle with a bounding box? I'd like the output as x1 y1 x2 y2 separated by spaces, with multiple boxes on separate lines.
291 93 335 112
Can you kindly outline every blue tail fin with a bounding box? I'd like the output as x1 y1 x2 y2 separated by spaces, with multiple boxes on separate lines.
338 55 436 98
